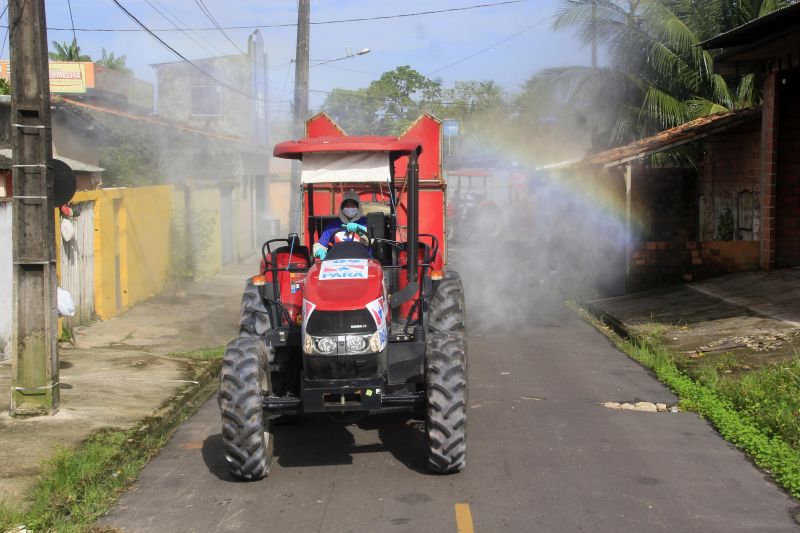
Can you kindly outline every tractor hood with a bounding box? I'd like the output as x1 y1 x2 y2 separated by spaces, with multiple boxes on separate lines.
303 258 384 311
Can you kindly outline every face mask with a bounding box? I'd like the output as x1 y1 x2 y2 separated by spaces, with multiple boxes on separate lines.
343 207 359 218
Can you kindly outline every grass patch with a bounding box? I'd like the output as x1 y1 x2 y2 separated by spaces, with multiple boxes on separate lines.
166 346 225 361
0 359 221 532
578 305 800 498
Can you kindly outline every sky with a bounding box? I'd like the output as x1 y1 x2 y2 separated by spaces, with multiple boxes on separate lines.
9 0 594 118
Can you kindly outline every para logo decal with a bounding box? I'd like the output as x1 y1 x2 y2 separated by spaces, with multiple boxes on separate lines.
366 296 388 351
365 296 385 328
319 259 369 280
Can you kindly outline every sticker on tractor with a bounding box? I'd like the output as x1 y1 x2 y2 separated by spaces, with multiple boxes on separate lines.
319 259 369 280
366 296 386 328
290 272 306 294
302 299 316 329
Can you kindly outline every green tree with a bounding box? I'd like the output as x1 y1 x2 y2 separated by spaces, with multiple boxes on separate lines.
323 66 442 135
48 39 92 61
96 48 132 75
0 78 10 96
538 0 790 147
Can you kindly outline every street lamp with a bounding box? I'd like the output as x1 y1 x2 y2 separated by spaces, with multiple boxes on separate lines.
310 47 371 68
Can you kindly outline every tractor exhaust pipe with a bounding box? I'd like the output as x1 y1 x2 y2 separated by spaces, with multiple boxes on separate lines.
407 150 419 283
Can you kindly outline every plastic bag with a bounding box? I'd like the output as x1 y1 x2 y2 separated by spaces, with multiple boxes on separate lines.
61 217 75 242
57 287 76 317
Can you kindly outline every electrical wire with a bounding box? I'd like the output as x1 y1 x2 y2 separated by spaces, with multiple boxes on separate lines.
144 0 220 57
109 0 288 104
151 0 226 55
0 2 7 58
193 0 245 54
31 0 527 32
66 0 77 44
427 15 551 75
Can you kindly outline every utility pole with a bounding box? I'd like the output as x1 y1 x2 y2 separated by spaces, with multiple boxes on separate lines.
9 0 60 415
289 0 310 229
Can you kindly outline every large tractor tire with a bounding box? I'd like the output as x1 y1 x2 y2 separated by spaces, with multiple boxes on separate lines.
429 271 466 334
219 337 273 480
239 279 271 337
425 331 468 474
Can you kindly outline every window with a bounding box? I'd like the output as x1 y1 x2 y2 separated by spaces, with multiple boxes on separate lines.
191 85 222 116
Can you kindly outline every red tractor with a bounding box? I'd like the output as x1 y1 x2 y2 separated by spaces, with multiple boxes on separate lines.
219 114 468 480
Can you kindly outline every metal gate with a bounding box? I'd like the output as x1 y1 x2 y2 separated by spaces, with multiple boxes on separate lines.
60 201 95 327
737 189 755 241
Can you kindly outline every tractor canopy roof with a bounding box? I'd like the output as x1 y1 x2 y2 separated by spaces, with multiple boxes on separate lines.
273 136 423 185
273 136 422 159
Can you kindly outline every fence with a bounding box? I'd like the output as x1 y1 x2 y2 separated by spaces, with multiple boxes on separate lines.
58 201 95 328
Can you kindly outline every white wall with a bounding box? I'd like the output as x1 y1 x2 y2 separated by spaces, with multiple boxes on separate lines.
0 201 11 360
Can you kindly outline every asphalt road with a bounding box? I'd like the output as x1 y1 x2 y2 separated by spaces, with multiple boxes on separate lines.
99 294 799 533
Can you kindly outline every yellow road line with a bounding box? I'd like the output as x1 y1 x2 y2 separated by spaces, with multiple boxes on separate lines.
455 502 474 533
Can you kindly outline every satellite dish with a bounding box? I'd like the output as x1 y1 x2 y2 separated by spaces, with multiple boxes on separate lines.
52 159 76 207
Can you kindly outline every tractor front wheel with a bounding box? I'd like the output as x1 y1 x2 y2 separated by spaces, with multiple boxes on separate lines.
428 271 466 335
425 331 467 474
219 337 273 480
239 278 271 337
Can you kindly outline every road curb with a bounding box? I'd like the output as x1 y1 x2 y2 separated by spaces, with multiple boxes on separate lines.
580 299 631 340
143 358 221 439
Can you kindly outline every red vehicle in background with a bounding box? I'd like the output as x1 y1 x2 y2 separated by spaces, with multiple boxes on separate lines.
219 113 468 480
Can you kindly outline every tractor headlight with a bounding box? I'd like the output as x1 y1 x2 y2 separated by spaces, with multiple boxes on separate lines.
315 336 338 354
303 333 381 355
345 335 367 352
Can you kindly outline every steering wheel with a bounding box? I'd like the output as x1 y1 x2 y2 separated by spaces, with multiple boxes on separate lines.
341 224 371 246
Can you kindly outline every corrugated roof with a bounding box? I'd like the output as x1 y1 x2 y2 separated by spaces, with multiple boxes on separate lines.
701 3 800 49
0 149 104 172
559 108 760 169
60 99 252 145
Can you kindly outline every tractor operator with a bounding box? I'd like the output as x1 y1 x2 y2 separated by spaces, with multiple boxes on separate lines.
313 190 369 260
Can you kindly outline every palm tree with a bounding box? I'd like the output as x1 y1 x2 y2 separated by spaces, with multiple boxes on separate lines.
539 0 790 146
97 48 132 75
48 39 92 62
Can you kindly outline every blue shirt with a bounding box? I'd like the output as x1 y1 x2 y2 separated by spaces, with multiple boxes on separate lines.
318 217 368 248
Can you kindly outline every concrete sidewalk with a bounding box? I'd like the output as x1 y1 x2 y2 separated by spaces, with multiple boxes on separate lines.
588 268 800 363
0 261 254 505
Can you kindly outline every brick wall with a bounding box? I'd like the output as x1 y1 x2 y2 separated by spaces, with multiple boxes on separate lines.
699 118 762 241
629 240 760 291
761 72 779 269
776 68 800 267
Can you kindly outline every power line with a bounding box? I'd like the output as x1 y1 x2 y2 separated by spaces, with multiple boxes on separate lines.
150 0 226 55
27 0 527 32
0 2 7 58
109 0 288 104
144 0 220 57
193 0 245 54
427 15 551 75
66 0 77 44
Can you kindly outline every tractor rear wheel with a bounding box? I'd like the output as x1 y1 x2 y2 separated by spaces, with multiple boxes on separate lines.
239 279 271 337
219 337 273 480
429 271 466 334
425 331 467 474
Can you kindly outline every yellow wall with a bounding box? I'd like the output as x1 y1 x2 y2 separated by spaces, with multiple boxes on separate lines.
188 187 222 279
72 186 173 319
